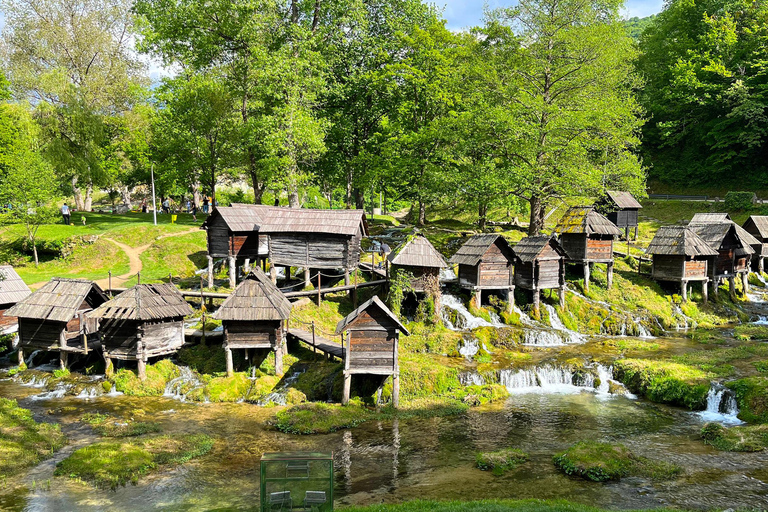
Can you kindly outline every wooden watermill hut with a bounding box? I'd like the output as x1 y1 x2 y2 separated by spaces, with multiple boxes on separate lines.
212 268 291 377
87 284 193 380
6 278 108 368
645 226 718 303
202 205 368 288
688 213 758 295
0 266 30 334
554 206 622 292
449 234 514 306
597 191 643 240
742 216 768 273
387 234 447 293
512 236 567 313
335 296 409 407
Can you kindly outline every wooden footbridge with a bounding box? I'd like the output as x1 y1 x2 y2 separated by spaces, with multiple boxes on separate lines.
286 322 344 361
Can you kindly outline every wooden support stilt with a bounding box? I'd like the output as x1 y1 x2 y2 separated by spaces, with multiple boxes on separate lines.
207 256 214 289
304 267 310 289
137 358 147 381
317 273 322 306
18 347 24 366
59 351 68 370
760 257 765 275
743 272 750 296
702 280 709 304
729 276 736 300
392 374 400 408
286 266 291 281
532 288 540 317
607 262 614 290
228 255 236 288
244 258 251 274
275 345 283 376
681 280 688 303
225 347 234 377
558 286 566 309
270 262 277 284
583 263 590 294
474 288 482 308
344 269 350 286
507 287 515 312
342 373 351 405
105 356 114 378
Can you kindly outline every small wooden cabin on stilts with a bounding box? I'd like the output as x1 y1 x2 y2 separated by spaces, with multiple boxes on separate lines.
212 268 291 377
742 216 768 273
6 278 108 369
688 214 758 297
86 284 193 380
0 266 30 335
449 234 515 307
201 207 262 289
597 191 643 240
335 296 409 408
555 206 622 293
388 234 447 292
512 236 567 315
645 226 718 303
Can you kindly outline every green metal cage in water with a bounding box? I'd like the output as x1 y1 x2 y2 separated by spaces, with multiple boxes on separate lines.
260 452 334 512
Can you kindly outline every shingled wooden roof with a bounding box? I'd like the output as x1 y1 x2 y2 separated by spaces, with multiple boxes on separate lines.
388 234 447 268
744 216 768 240
335 296 409 335
449 234 514 266
513 236 565 263
689 214 761 248
202 205 368 236
555 206 622 236
0 266 30 306
606 191 642 209
213 268 291 321
691 213 732 224
87 284 193 321
6 278 108 322
688 223 755 255
646 226 719 257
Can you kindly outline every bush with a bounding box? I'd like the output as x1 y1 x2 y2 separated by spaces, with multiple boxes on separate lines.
476 448 529 476
724 191 756 211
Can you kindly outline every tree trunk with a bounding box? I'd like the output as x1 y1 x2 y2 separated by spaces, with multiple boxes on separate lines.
83 181 93 212
528 195 544 235
192 182 202 208
72 176 84 211
288 189 300 208
478 202 488 230
120 185 133 209
346 169 353 209
354 188 364 210
32 240 39 267
418 199 426 226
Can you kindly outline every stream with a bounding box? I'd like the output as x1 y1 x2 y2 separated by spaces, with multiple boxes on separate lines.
3 289 768 510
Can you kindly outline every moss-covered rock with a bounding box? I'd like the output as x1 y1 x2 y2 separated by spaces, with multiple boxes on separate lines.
81 413 161 438
728 377 768 423
553 441 681 482
613 359 710 410
476 448 529 476
701 422 768 452
112 359 180 396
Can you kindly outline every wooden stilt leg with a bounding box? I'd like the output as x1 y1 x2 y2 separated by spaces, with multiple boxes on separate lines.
244 258 250 274
681 280 688 303
228 256 236 288
760 257 765 275
207 256 214 288
583 263 590 294
286 266 291 280
743 272 750 296
558 286 566 309
59 351 68 370
270 262 277 284
225 347 234 377
507 287 515 312
342 372 351 405
105 356 114 378
392 374 400 408
533 288 540 317
702 280 708 304
607 262 614 290
729 276 736 300
305 267 310 289
275 345 283 377
344 269 350 286
18 347 24 366
137 358 147 381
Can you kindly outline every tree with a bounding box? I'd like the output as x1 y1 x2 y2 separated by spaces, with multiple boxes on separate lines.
638 0 768 188
483 0 645 234
1 0 146 210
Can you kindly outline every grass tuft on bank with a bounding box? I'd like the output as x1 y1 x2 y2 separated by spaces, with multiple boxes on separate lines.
0 398 67 477
476 448 529 476
553 441 681 482
701 422 768 452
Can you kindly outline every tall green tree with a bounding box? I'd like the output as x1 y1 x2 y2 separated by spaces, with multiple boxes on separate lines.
483 0 645 234
638 0 768 187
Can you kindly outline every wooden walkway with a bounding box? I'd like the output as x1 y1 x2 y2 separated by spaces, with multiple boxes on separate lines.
287 327 345 360
359 261 387 279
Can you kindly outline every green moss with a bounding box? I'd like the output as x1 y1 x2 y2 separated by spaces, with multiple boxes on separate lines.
728 377 768 423
476 448 529 476
701 422 768 452
112 359 181 396
0 398 67 477
734 324 768 341
205 373 253 402
54 434 213 489
52 368 70 379
553 441 681 482
342 498 676 512
613 359 710 410
81 413 162 438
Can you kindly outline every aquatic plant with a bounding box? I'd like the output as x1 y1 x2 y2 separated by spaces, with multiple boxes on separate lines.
701 423 768 452
613 359 710 410
728 377 768 423
81 413 162 438
553 441 681 482
476 448 529 476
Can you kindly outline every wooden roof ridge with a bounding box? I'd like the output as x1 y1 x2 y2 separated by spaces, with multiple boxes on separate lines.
200 207 263 232
6 277 108 322
513 235 565 263
213 268 291 321
687 222 755 254
744 215 768 239
335 296 410 335
690 213 732 224
202 205 368 236
0 266 31 305
87 283 193 321
555 206 622 236
388 233 448 268
605 190 642 209
448 234 513 266
646 226 719 257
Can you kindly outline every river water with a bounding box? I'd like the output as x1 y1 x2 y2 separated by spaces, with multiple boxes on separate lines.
3 298 768 510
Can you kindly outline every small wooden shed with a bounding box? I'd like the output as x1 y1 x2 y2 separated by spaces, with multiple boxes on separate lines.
646 226 718 302
555 206 622 292
742 216 768 273
6 278 108 368
335 296 409 407
213 268 292 377
512 236 567 312
201 206 263 288
87 284 193 380
688 215 756 296
598 191 642 239
387 234 447 292
449 234 514 306
0 266 30 334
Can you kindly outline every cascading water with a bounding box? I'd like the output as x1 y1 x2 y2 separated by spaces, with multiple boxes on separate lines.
164 366 205 402
498 363 634 397
458 337 479 359
458 372 484 386
24 350 42 367
439 267 457 281
538 304 585 345
258 370 304 406
698 383 742 424
440 295 504 330
29 383 72 401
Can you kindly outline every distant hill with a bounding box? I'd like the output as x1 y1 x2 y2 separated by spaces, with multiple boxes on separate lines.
624 15 656 41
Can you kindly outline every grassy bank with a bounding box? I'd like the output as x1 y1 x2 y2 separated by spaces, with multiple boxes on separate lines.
0 398 67 478
341 499 673 512
553 441 681 482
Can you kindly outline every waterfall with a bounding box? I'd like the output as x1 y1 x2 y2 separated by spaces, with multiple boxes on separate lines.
520 329 570 347
24 350 42 367
698 383 742 424
440 295 500 330
105 384 123 397
439 267 457 281
258 370 304 406
29 383 72 401
509 303 538 327
458 372 485 386
593 364 635 399
498 363 635 398
637 324 654 338
458 337 479 359
20 375 50 388
541 304 585 345
164 366 205 402
76 387 101 400
672 305 696 331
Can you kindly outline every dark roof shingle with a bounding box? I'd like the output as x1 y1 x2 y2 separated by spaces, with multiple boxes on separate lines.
0 266 30 306
202 205 368 236
646 226 719 256
555 207 622 236
335 296 409 335
606 190 642 209
213 268 291 321
448 234 513 266
6 278 108 322
388 234 447 268
87 284 193 321
513 236 565 263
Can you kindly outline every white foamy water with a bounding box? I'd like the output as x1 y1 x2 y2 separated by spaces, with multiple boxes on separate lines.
458 337 479 359
458 372 485 386
499 364 634 398
29 383 72 401
164 366 205 402
440 295 504 330
258 370 304 406
698 383 743 425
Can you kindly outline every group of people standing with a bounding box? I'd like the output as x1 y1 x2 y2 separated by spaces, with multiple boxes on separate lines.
60 194 215 225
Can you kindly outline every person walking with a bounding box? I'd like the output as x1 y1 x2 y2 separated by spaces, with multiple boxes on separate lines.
202 196 209 214
379 243 391 269
162 198 170 214
191 203 198 222
61 203 71 225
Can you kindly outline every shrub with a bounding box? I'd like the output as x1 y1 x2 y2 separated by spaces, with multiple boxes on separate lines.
476 448 529 476
724 191 756 211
